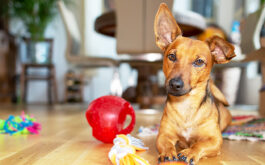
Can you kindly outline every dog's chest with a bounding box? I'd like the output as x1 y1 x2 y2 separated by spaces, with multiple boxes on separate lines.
169 97 201 141
179 127 193 141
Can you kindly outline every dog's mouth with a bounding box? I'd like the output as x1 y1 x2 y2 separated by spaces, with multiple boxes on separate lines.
166 86 191 96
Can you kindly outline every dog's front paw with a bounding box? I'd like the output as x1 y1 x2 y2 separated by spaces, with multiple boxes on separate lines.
158 155 178 163
177 149 197 165
157 144 179 163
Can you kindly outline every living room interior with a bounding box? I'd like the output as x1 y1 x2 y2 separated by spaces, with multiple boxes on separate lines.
0 0 265 164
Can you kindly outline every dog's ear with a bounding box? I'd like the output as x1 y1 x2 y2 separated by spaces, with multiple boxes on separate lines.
207 36 236 64
154 3 182 51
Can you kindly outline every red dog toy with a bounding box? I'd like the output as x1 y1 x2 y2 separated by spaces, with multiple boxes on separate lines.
86 95 135 143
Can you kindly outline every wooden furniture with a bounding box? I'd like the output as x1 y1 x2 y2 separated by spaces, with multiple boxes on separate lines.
0 30 17 103
0 106 264 164
20 38 58 104
64 71 84 103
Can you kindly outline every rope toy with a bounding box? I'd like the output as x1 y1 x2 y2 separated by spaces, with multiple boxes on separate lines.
108 134 150 165
0 111 41 135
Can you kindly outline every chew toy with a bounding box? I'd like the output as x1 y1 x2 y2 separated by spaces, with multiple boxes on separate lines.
0 111 41 135
86 95 135 143
108 134 150 165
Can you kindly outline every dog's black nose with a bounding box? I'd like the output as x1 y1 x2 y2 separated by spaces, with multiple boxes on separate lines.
169 78 184 90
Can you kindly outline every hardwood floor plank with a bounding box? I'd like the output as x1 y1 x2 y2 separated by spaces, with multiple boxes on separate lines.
0 140 64 165
248 156 265 165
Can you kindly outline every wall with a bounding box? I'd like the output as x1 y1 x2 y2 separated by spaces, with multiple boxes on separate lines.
83 0 132 101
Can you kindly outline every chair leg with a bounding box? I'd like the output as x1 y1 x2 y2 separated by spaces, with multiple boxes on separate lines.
46 66 52 104
47 79 52 104
24 79 28 103
51 66 58 104
20 65 27 103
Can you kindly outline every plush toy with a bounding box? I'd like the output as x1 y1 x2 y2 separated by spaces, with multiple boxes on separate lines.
0 111 41 135
86 95 136 143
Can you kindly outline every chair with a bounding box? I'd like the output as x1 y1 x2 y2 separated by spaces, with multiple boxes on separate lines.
57 1 122 96
20 38 58 104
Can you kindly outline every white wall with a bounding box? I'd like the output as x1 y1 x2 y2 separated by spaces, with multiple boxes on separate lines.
83 0 132 101
216 0 236 34
172 0 191 11
83 0 116 101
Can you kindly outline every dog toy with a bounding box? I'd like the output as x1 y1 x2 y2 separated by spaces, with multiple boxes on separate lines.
0 111 41 135
108 134 150 165
138 124 159 137
86 95 135 143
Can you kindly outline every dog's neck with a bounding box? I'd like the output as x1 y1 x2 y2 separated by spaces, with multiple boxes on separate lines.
167 79 211 122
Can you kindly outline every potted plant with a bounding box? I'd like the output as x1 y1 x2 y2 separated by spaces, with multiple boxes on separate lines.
8 0 69 63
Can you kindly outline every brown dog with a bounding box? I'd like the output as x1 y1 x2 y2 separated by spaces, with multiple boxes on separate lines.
154 3 235 165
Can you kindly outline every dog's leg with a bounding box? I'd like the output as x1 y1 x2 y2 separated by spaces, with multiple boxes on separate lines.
156 114 179 162
218 103 232 131
177 128 222 164
157 131 179 162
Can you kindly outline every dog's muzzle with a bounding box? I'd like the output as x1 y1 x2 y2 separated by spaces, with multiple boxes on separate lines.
167 77 189 96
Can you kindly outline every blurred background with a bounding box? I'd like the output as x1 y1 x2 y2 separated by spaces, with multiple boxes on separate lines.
0 0 265 113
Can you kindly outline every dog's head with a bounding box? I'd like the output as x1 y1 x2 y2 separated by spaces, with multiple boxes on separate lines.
154 3 236 97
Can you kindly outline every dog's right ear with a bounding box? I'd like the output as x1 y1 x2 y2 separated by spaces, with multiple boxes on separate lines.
154 3 182 51
207 36 236 64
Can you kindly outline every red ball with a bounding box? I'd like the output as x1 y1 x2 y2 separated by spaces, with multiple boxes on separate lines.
86 95 135 143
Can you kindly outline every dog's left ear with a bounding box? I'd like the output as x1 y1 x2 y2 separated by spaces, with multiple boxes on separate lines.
154 3 182 51
207 36 236 64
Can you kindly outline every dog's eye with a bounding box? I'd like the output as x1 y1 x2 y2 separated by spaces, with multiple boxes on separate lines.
193 59 205 67
167 54 176 62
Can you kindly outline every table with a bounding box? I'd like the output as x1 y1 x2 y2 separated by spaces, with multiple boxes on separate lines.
0 105 265 165
95 11 206 37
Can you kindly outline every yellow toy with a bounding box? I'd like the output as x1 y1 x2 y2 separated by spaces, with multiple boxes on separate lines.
108 134 150 165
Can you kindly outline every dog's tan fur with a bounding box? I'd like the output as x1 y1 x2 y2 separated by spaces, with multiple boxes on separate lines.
154 4 235 164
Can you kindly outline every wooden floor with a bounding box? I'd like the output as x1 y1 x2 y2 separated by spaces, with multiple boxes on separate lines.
0 104 265 165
